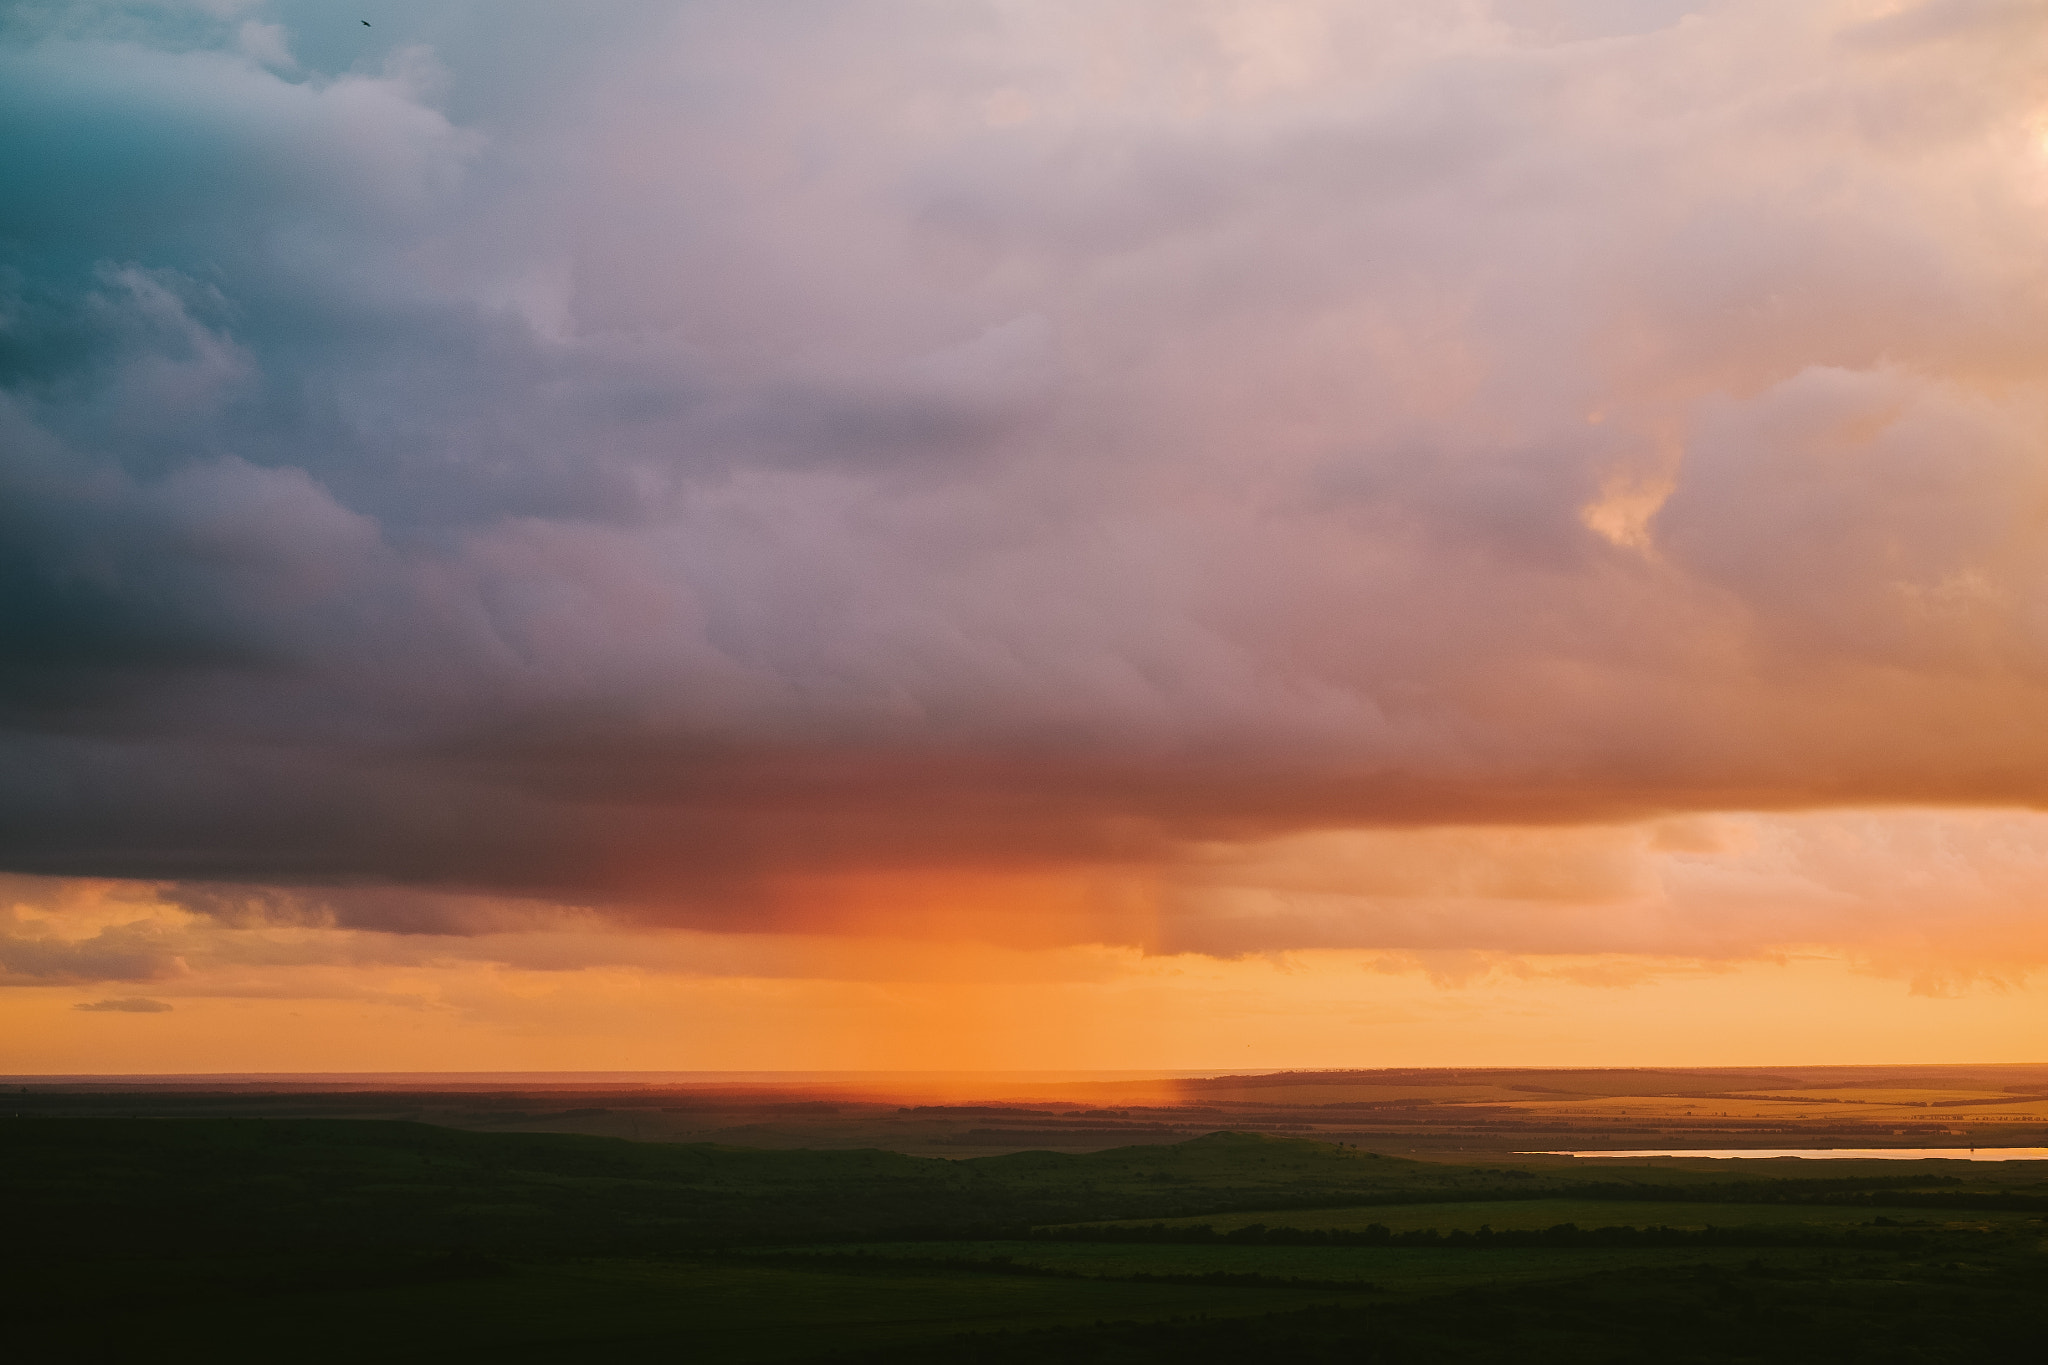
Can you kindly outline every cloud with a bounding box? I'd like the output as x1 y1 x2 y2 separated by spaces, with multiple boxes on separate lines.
4 2 2048 959
8 794 2048 988
1160 808 2048 972
0 908 188 985
73 996 171 1012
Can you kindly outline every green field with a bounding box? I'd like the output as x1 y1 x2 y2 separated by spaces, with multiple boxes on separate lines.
756 1238 1863 1292
5 1117 2044 1362
25 1257 1365 1364
1070 1197 2041 1235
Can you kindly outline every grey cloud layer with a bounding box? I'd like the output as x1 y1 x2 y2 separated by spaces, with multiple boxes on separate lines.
6 1 2048 929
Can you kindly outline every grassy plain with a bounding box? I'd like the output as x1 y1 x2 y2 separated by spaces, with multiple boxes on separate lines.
6 1069 2047 1360
1071 1197 2039 1234
26 1257 1363 1364
756 1238 1866 1291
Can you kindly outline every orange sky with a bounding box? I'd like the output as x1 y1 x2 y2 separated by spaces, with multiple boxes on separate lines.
7 803 2047 1072
8 937 2045 1074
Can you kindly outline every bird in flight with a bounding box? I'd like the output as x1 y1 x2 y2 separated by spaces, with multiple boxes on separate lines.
361 19 371 26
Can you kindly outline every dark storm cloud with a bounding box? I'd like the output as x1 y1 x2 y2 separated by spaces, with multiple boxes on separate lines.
0 913 181 984
6 2 2048 940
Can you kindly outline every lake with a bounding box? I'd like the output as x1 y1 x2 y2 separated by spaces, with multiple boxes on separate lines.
1528 1147 2048 1161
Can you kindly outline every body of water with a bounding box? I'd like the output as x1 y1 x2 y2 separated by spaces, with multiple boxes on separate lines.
1528 1148 2048 1161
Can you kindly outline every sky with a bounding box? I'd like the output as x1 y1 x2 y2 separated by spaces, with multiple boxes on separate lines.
4 0 2048 1073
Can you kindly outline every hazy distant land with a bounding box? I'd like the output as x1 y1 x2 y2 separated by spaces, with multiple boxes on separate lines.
13 1062 2046 1158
